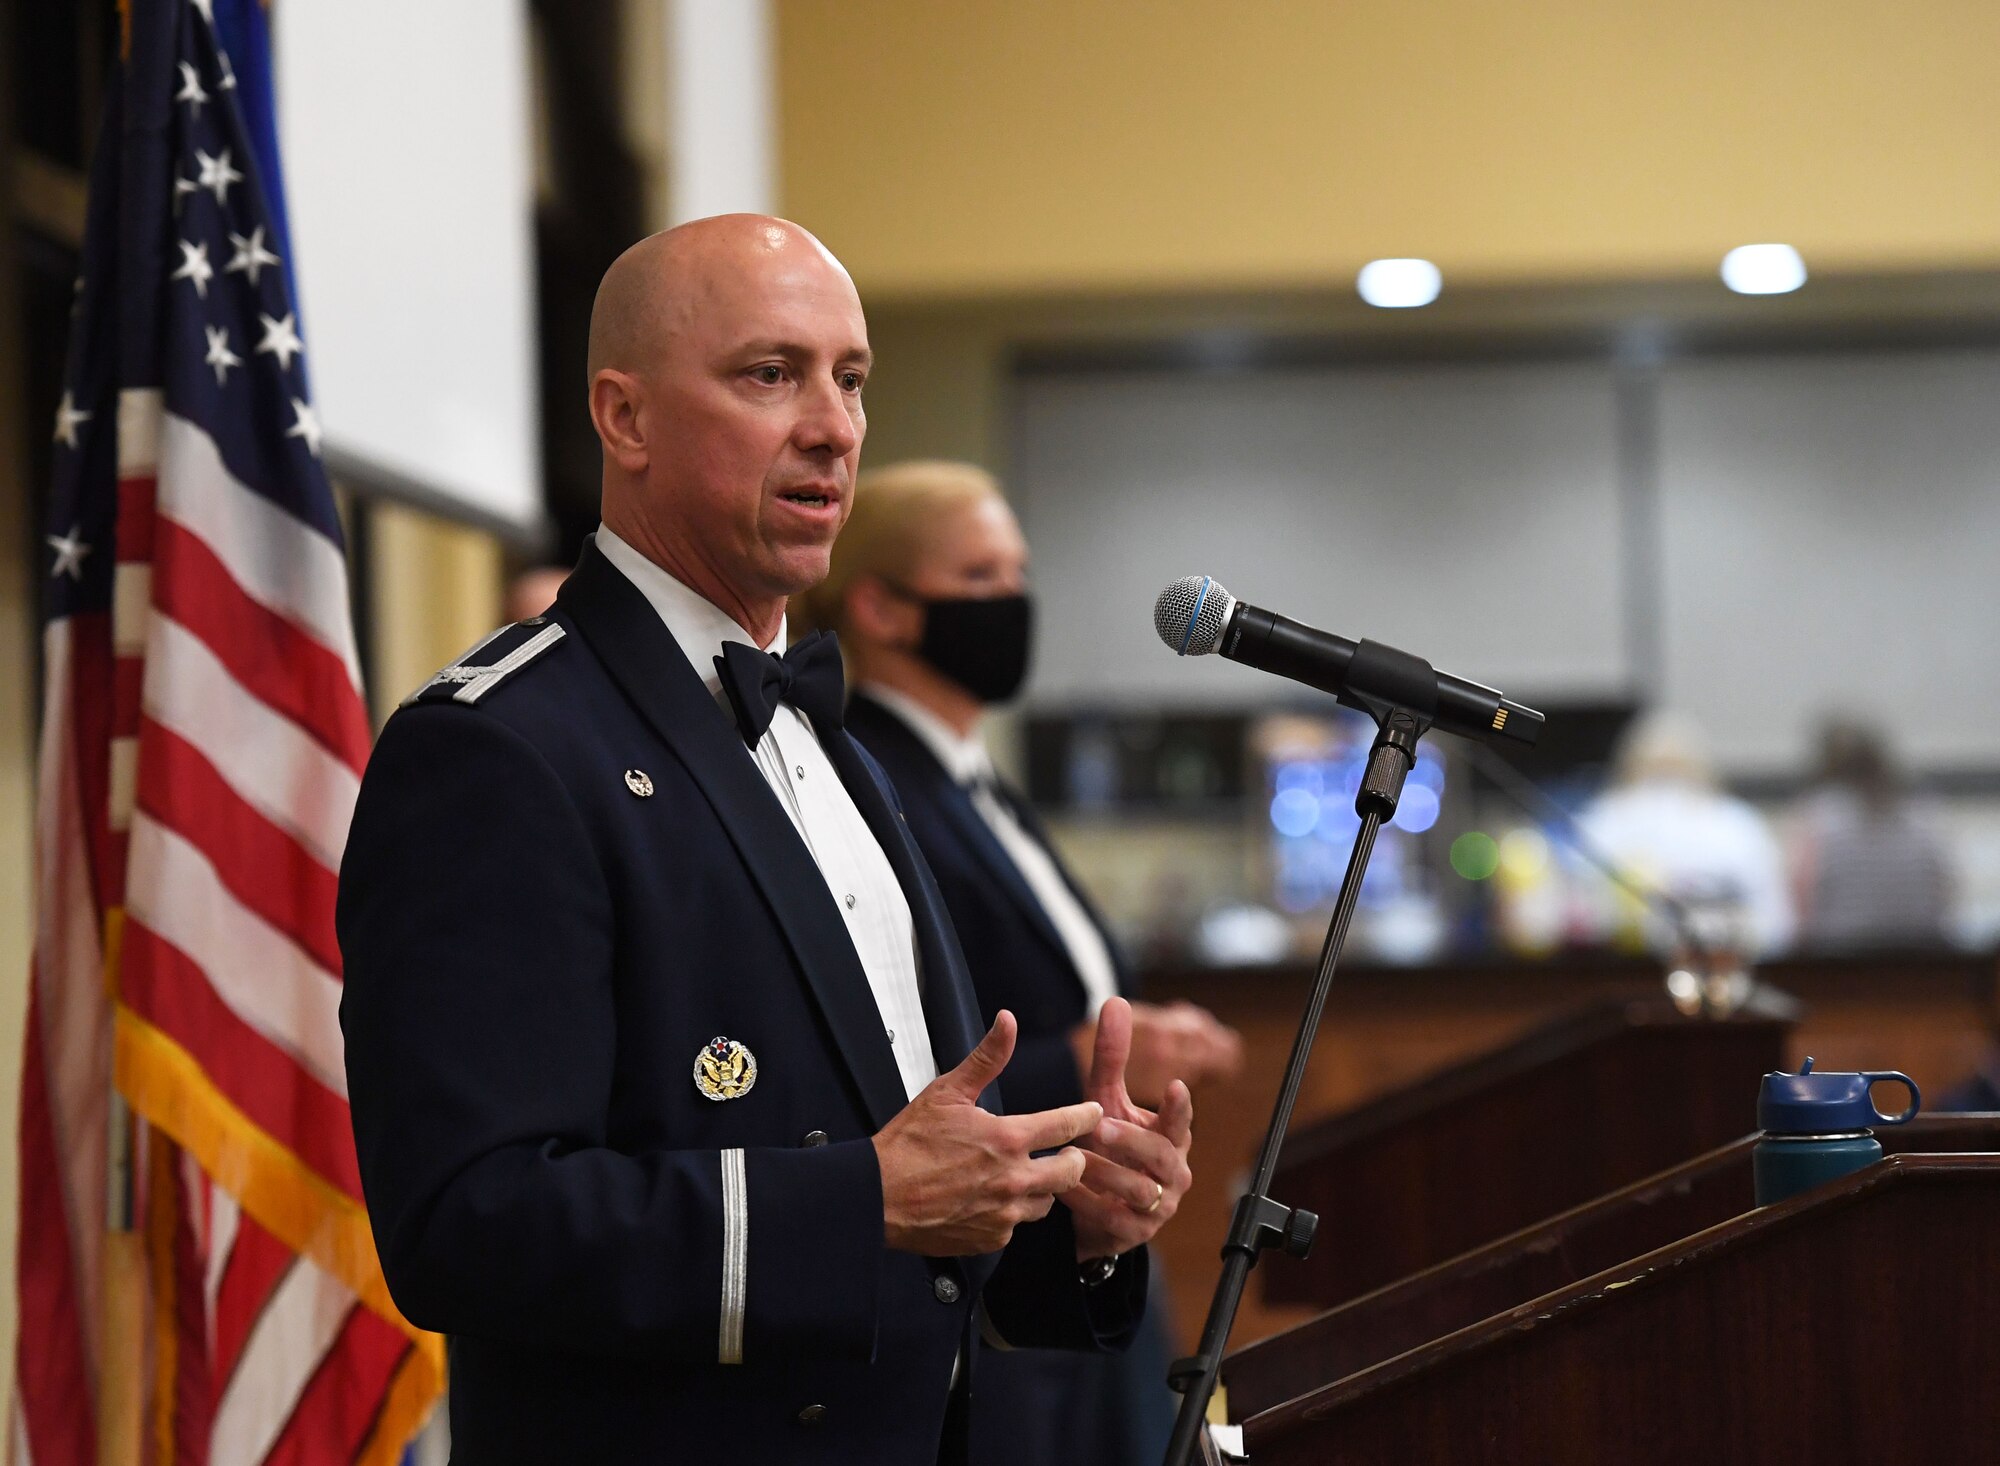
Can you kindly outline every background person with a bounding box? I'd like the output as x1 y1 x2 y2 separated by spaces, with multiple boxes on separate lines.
799 459 1242 1466
1577 711 1795 958
1786 719 1953 950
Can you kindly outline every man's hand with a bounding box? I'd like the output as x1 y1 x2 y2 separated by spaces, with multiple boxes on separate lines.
1065 997 1196 1261
874 1011 1103 1257
1069 999 1243 1109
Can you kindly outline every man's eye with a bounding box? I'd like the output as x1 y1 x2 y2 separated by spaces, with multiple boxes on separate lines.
752 365 784 385
840 372 865 392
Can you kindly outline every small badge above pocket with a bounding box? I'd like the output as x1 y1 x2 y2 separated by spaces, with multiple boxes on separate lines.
694 1036 758 1102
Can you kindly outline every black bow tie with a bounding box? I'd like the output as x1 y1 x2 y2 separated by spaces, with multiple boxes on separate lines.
715 631 847 747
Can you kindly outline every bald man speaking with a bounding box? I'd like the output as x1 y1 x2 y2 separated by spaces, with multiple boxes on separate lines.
336 216 1194 1465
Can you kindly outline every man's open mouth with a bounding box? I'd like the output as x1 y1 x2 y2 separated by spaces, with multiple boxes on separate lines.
780 489 836 508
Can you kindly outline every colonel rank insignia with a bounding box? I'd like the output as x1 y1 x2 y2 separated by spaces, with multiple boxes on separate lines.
694 1036 758 1102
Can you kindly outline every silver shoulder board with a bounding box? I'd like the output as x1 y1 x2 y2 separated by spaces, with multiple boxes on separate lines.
402 620 567 707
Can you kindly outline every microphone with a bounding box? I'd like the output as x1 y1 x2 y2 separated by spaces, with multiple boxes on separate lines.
1153 575 1544 746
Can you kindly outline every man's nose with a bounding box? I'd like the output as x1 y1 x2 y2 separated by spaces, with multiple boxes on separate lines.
795 377 860 456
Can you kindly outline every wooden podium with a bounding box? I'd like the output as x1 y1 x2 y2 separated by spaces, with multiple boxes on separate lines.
1221 1117 2000 1463
1261 987 1797 1310
1229 1113 2000 1413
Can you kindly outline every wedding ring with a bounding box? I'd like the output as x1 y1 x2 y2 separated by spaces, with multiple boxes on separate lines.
1144 1181 1164 1215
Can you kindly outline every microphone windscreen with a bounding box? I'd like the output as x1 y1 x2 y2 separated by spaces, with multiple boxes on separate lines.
1154 576 1236 656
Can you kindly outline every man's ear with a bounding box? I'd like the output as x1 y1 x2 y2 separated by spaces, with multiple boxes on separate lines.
589 369 649 473
847 575 920 647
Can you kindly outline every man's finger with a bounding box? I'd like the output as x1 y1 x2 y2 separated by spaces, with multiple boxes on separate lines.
1088 996 1133 1105
1022 1147 1088 1196
1010 1099 1103 1154
1088 1116 1190 1192
1077 1149 1164 1211
1158 1080 1194 1151
935 1010 1017 1100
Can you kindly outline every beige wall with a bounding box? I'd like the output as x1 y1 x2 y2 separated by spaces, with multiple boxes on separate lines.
780 0 2000 298
361 503 508 724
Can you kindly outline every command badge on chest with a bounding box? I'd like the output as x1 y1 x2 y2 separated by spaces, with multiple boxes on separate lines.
694 1036 758 1101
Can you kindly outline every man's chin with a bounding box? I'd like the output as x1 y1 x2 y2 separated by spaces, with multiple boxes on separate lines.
762 544 836 598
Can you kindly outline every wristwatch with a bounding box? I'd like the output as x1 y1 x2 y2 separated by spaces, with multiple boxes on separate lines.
1078 1253 1121 1289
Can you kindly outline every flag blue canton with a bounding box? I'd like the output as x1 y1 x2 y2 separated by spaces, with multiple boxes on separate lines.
44 0 344 633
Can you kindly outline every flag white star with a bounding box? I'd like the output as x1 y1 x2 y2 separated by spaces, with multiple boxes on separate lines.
173 173 199 215
46 525 92 581
52 391 92 449
176 61 208 117
172 239 215 299
217 51 237 90
204 325 243 385
225 226 281 287
195 147 242 205
191 0 215 24
286 397 323 457
257 311 304 371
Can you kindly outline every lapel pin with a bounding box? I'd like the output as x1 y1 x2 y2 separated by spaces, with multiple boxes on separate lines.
694 1036 758 1101
624 768 654 798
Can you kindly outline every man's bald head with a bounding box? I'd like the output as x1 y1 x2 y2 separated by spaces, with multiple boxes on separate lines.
585 214 854 383
584 212 872 643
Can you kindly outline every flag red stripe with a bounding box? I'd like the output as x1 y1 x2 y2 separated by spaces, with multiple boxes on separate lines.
171 1152 218 1466
67 613 119 912
210 1218 298 1396
118 922 363 1199
261 1306 411 1466
151 516 371 773
13 978 102 1466
118 473 159 562
136 720 343 976
115 654 145 741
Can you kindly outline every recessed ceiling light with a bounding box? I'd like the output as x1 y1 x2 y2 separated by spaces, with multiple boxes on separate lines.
1357 258 1442 309
1720 243 1807 295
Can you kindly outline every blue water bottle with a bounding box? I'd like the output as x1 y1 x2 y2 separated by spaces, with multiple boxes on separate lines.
1753 1057 1921 1206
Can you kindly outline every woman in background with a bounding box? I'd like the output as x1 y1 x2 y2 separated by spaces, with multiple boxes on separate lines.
799 460 1242 1466
1786 719 1952 950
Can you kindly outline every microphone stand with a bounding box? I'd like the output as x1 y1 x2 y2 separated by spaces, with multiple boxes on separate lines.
1162 708 1426 1466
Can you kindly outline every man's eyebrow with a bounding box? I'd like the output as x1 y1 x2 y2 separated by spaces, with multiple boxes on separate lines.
733 339 873 368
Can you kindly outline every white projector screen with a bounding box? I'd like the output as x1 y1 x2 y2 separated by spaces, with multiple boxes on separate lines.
1009 363 1630 709
277 0 541 538
1656 351 2000 773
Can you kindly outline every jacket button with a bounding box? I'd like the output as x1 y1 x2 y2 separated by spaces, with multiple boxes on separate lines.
801 1130 829 1148
933 1275 961 1304
797 1403 827 1425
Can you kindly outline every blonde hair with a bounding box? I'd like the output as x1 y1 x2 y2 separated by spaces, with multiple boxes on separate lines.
794 460 1004 637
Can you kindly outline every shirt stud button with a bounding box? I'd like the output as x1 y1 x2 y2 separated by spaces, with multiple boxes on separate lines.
933 1275 961 1305
844 893 856 909
797 1403 827 1425
794 765 805 779
886 1028 895 1043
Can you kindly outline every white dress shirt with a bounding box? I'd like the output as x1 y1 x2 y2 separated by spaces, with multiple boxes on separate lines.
596 528 938 1099
861 683 1120 1016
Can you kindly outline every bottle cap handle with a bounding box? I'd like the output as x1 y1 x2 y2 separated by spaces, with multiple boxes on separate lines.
1861 1071 1921 1125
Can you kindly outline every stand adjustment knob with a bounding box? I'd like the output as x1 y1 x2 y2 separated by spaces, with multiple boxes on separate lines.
1284 1207 1318 1259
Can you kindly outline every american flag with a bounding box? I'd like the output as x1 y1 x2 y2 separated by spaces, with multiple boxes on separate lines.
13 2 443 1462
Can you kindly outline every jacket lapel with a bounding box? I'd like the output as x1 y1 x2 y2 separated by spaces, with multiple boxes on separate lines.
985 775 1135 994
851 697 1072 975
819 730 989 1095
557 543 911 1130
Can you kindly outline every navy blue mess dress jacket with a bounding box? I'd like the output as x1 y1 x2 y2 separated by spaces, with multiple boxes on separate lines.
336 541 1145 1465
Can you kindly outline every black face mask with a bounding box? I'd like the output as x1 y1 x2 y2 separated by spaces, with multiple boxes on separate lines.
906 591 1035 704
